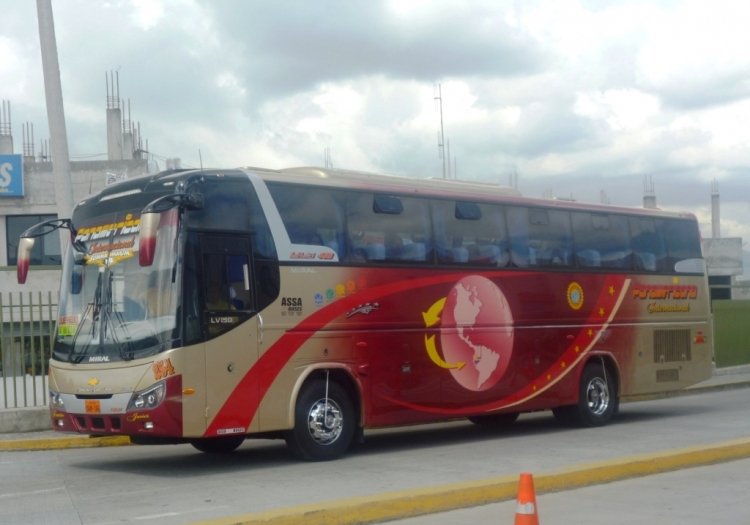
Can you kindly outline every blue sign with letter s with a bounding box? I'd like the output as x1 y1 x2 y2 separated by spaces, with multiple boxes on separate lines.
0 154 24 197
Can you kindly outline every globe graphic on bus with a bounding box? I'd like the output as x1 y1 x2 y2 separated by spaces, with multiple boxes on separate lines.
440 275 514 391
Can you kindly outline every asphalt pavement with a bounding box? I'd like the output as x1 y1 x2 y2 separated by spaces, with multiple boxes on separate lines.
1 364 750 525
390 457 750 525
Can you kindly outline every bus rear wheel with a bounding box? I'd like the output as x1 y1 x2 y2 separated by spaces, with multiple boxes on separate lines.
190 435 245 454
553 362 618 427
286 378 355 461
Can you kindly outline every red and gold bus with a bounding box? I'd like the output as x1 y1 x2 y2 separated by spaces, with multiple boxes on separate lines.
18 167 713 460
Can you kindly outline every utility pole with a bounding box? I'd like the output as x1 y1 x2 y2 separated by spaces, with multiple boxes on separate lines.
37 0 74 223
434 84 446 179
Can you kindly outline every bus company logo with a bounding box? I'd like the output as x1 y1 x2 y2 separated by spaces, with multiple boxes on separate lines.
88 355 111 363
87 377 100 386
424 275 514 392
346 302 380 318
631 284 698 301
85 237 137 267
126 412 151 423
314 293 324 307
289 251 316 260
281 296 303 315
567 282 585 311
153 358 175 380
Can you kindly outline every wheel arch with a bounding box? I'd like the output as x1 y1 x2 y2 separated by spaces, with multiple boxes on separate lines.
584 351 621 396
287 364 363 430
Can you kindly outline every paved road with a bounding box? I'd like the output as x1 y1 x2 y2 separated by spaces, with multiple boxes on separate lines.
392 457 750 525
1 386 749 524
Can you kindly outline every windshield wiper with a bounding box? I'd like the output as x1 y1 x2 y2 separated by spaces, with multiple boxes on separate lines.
113 309 137 361
69 302 94 364
68 269 107 364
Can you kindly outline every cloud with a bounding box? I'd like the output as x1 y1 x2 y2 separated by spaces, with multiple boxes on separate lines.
3 0 750 271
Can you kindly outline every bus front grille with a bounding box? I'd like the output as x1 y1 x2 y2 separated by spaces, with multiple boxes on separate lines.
74 415 122 432
653 329 691 363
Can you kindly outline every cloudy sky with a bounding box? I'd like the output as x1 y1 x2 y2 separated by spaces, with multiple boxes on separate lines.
1 0 749 262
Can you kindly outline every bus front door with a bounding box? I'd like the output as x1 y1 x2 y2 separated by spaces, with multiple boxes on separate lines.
199 234 260 435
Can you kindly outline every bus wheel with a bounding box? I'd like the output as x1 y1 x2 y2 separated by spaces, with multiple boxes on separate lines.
286 378 355 461
468 412 519 427
553 362 617 427
190 435 245 454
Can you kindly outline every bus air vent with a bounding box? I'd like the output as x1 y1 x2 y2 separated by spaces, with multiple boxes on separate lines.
653 329 691 363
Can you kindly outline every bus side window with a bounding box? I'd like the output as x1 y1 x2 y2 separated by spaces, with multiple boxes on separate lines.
204 253 235 311
202 251 251 312
661 218 702 271
572 212 631 270
507 207 530 268
630 217 667 272
348 192 431 263
434 200 509 267
227 254 250 310
525 208 572 268
267 182 345 258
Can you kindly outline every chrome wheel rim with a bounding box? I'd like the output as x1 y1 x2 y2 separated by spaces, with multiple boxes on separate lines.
586 377 610 416
307 397 344 445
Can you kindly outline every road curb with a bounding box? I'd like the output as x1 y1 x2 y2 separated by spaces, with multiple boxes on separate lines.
0 435 130 451
190 437 750 525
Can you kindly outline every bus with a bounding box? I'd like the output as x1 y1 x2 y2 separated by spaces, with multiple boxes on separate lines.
17 166 713 460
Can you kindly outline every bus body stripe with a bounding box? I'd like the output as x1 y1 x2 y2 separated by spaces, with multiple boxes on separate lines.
205 273 631 435
380 277 631 415
204 272 476 436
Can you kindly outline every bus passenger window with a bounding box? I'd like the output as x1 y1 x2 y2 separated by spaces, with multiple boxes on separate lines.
572 212 630 270
630 217 667 272
662 219 702 270
434 200 508 267
348 192 430 264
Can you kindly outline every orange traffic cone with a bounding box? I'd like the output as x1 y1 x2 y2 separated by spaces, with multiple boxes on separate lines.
514 472 539 525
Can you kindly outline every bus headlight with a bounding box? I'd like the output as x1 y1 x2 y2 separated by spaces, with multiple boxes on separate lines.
49 391 64 409
127 381 166 410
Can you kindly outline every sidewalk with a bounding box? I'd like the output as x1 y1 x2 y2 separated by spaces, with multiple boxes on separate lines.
1 364 749 451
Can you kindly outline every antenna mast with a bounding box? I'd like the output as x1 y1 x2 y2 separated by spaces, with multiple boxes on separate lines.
434 84 446 179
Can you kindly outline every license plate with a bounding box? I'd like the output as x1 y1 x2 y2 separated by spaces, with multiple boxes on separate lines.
85 400 101 414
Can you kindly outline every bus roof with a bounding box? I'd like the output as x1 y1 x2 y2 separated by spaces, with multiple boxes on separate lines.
80 166 696 223
251 166 521 199
245 166 697 222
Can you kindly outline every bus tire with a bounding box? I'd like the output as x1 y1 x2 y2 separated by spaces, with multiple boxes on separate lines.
286 378 355 461
553 362 617 427
468 412 519 426
190 435 245 454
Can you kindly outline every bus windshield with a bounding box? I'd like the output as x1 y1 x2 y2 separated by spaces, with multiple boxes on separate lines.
54 209 181 363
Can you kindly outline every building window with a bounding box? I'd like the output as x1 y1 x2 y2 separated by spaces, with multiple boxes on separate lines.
6 214 60 266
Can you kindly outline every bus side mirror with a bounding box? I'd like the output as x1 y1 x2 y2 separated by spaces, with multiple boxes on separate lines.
139 190 203 267
138 211 160 267
16 237 35 284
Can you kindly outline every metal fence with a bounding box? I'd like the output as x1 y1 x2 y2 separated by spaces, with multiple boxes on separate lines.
0 291 57 409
